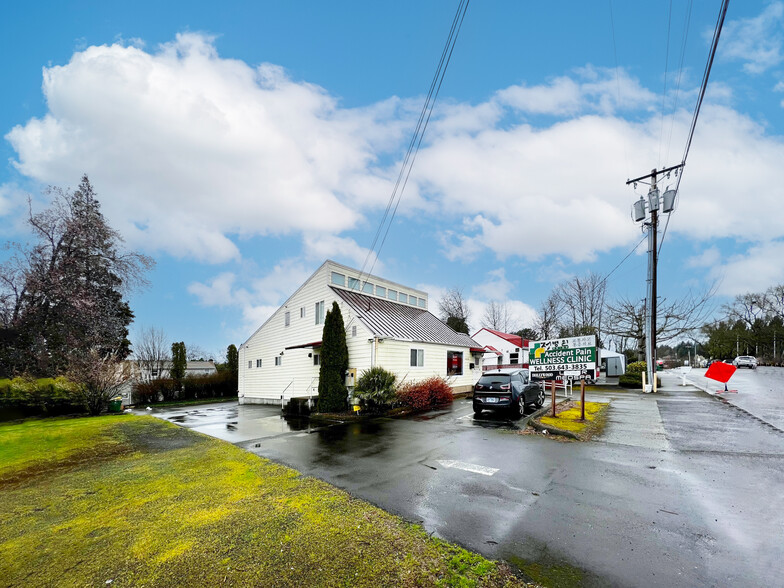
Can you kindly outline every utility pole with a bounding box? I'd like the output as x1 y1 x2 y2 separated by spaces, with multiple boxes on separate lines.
628 163 682 392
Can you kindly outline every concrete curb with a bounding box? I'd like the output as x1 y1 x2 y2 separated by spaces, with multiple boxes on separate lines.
528 400 581 440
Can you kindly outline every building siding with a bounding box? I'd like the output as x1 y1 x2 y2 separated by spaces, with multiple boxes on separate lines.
239 260 481 403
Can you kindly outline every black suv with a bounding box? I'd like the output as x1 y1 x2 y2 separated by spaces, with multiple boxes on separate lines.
473 369 545 418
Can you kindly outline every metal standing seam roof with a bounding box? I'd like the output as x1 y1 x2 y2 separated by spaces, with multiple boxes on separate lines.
331 286 480 348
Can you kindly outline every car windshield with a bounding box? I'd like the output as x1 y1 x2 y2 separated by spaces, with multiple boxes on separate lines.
477 374 511 386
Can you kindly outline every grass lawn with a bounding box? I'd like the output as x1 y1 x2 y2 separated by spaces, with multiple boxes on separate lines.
0 415 531 587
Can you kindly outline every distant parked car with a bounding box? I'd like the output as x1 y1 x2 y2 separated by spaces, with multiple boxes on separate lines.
733 356 757 369
473 369 544 418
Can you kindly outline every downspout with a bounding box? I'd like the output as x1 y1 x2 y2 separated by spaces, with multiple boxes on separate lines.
371 337 378 368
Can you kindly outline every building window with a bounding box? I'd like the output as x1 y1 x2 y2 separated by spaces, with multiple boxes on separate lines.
447 351 463 376
331 272 346 286
313 354 320 366
362 281 374 294
417 297 426 308
315 300 325 325
376 286 386 297
256 359 262 368
248 361 252 369
300 307 306 318
284 311 290 327
399 293 408 304
348 277 360 290
352 325 357 337
275 356 282 366
410 348 424 367
510 352 519 364
388 289 398 301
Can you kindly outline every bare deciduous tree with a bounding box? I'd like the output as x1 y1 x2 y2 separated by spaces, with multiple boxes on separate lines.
760 285 784 322
553 272 607 342
186 343 208 361
482 300 517 333
534 292 563 340
605 287 715 360
438 287 471 334
68 350 132 415
133 326 169 381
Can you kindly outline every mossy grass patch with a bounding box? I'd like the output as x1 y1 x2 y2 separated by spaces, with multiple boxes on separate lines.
535 401 609 441
0 415 532 587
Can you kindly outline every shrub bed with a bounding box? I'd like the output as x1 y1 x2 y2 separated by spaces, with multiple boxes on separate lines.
396 376 453 410
353 367 397 411
132 372 237 405
0 376 85 421
618 361 661 389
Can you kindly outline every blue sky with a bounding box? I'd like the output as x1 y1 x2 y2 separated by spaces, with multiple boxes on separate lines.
2 1 784 359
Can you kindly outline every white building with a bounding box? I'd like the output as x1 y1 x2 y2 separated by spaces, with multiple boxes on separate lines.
471 327 530 371
238 260 483 405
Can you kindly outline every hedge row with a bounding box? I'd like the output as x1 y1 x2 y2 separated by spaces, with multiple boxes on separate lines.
133 371 237 405
0 377 86 420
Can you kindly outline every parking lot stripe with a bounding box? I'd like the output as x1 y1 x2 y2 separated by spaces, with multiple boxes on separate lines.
436 460 498 476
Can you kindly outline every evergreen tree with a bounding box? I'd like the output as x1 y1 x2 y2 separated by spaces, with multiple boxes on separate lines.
170 341 187 386
226 344 238 376
0 175 153 376
317 301 348 413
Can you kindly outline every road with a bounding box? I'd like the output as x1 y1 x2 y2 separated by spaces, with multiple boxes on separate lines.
145 374 784 587
685 365 784 431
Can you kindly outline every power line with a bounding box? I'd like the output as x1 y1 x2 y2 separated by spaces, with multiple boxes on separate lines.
659 0 730 253
598 234 648 291
357 0 471 285
658 0 673 168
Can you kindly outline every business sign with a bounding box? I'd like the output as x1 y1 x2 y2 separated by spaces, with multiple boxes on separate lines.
528 335 596 378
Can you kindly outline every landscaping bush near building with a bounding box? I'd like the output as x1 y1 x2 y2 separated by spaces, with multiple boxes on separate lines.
396 377 453 410
0 376 85 420
618 361 661 389
353 367 397 410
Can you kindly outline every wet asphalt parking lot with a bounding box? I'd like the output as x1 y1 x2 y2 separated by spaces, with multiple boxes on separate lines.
144 372 784 587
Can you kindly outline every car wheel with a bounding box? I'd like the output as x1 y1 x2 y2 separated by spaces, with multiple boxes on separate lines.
534 387 545 409
473 405 482 416
512 397 525 418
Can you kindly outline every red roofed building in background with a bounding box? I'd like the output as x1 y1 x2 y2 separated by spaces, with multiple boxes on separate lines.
471 327 530 371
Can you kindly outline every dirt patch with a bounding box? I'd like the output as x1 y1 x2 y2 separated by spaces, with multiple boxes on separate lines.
0 441 132 489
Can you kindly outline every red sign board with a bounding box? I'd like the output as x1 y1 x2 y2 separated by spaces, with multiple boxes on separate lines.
705 361 736 384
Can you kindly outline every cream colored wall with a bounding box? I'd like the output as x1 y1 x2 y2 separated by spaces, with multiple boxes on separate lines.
376 340 481 391
239 263 377 404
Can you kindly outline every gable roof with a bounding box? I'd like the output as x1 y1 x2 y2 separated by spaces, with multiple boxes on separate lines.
473 327 524 348
332 287 479 348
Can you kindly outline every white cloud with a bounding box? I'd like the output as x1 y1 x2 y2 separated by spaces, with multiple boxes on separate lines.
302 234 381 272
720 2 784 74
495 67 657 116
189 258 316 337
5 33 403 263
687 247 721 269
471 267 513 300
187 272 237 307
6 33 784 277
710 241 784 295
